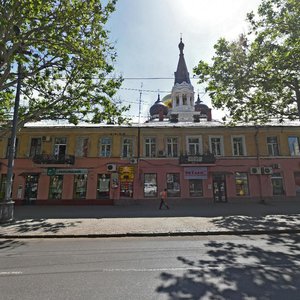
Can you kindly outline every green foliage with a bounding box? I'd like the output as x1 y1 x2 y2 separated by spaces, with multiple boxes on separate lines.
194 0 300 124
0 0 129 133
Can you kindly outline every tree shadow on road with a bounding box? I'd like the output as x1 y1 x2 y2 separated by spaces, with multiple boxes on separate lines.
156 234 300 299
0 239 25 250
1 219 81 235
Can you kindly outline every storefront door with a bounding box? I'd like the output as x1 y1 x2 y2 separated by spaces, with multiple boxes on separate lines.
213 174 227 202
24 174 39 204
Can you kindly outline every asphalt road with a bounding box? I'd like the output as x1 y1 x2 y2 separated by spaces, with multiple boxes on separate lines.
1 235 300 300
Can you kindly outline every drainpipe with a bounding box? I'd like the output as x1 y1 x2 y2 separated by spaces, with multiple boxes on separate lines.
255 126 264 204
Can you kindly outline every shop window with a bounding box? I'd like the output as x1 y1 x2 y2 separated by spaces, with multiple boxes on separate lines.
167 173 180 197
167 137 178 157
49 175 63 199
288 136 300 156
0 174 14 200
144 173 157 197
99 137 112 157
73 174 87 199
97 174 110 198
29 138 42 157
271 173 285 195
144 137 156 157
187 137 202 155
235 173 249 196
75 137 89 157
6 138 18 158
209 136 224 156
232 136 246 156
267 136 279 156
189 179 203 197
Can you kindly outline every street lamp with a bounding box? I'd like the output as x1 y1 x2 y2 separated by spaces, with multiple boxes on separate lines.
0 27 27 223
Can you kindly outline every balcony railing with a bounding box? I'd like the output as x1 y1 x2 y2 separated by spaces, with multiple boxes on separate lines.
33 154 75 165
179 153 216 165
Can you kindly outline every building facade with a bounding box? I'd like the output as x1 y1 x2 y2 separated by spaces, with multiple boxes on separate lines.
1 39 300 205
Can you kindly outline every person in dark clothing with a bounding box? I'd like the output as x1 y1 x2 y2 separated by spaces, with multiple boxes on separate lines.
159 188 169 209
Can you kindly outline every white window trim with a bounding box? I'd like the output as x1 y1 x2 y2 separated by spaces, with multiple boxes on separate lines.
166 136 179 157
231 135 247 156
99 136 112 157
185 136 203 155
144 136 156 157
209 135 224 156
121 136 135 158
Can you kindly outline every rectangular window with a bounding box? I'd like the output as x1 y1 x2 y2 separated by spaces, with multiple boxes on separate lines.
167 173 180 197
187 137 202 155
144 137 156 157
122 137 134 158
97 174 110 199
235 173 249 196
0 174 12 200
271 173 284 195
288 136 300 156
232 136 246 156
73 174 88 199
6 138 18 158
189 179 203 197
99 137 112 157
29 138 42 157
167 137 178 157
75 137 88 157
267 136 279 156
144 173 157 197
209 136 224 156
54 137 67 156
49 175 63 199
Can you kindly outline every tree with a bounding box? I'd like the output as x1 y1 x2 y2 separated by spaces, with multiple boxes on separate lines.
194 0 300 124
0 0 128 135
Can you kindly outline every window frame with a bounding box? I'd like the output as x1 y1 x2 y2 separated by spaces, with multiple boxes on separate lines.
186 136 202 155
122 137 134 158
209 135 224 156
99 136 112 157
267 136 279 156
166 137 179 157
144 137 157 158
231 135 246 156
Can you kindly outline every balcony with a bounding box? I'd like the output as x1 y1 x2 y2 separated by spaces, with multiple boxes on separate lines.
33 154 75 165
179 153 216 165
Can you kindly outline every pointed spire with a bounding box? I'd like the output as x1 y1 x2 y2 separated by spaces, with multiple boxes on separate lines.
174 37 190 84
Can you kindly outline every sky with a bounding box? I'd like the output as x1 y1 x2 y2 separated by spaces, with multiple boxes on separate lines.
106 0 263 122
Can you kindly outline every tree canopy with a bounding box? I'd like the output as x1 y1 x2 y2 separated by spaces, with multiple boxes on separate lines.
194 0 300 124
0 0 128 134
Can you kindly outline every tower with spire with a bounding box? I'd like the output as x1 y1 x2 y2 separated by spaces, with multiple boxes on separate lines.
149 37 212 122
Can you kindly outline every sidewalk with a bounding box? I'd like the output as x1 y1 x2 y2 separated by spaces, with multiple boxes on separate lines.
1 200 300 238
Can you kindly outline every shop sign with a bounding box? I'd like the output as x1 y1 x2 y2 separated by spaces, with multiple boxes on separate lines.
119 166 135 181
47 168 88 176
184 167 208 179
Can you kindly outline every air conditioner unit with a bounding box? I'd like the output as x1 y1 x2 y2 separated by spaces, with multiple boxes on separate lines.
42 136 51 142
262 167 273 175
107 163 117 172
250 167 261 174
158 150 165 157
130 158 138 164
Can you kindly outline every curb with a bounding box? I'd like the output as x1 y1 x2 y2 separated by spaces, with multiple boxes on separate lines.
1 228 300 239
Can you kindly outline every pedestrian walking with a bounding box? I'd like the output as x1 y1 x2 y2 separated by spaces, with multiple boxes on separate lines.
159 188 169 209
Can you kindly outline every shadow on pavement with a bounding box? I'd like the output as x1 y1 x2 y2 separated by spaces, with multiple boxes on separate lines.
1 219 82 235
0 239 25 250
156 234 300 299
211 214 300 232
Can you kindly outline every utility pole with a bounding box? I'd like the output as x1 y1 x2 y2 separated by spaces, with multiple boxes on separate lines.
138 82 143 124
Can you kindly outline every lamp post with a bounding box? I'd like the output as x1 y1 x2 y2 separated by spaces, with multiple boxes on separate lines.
0 56 22 223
